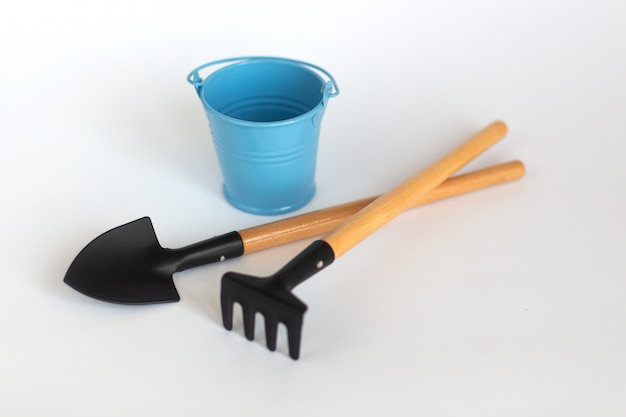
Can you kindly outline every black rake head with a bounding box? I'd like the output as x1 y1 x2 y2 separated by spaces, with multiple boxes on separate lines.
219 240 335 360
221 272 308 359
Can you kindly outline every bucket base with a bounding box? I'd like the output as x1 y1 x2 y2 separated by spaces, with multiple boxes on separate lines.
223 185 316 216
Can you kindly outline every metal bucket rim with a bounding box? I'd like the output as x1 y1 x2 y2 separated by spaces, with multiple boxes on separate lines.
187 56 340 97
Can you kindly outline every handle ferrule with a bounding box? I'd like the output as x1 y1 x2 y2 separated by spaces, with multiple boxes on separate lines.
165 231 244 273
270 240 336 291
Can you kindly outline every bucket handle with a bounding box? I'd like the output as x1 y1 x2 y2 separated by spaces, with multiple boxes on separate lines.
186 56 340 99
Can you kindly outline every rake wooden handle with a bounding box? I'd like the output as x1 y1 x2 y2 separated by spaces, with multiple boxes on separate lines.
324 120 508 258
239 160 524 254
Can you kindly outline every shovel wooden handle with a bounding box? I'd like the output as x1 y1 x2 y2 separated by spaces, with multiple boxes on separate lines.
324 120 508 258
239 159 523 254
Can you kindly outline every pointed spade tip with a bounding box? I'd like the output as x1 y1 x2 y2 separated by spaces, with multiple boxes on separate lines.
63 271 180 305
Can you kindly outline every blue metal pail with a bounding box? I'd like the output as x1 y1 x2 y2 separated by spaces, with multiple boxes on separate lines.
187 57 339 215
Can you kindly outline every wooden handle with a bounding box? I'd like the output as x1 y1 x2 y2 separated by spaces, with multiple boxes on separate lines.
323 121 509 258
239 158 522 254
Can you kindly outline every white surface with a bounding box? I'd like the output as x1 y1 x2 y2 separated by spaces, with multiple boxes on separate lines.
1 0 625 415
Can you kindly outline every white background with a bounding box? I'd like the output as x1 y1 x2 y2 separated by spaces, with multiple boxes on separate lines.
1 0 625 415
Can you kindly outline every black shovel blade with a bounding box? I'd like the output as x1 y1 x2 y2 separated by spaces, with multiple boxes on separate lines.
64 217 180 304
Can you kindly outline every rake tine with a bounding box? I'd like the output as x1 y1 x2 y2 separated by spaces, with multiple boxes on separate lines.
286 318 304 360
243 306 256 341
221 293 234 331
264 316 279 351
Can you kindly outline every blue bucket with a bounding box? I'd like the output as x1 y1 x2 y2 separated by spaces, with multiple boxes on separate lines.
187 57 339 215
